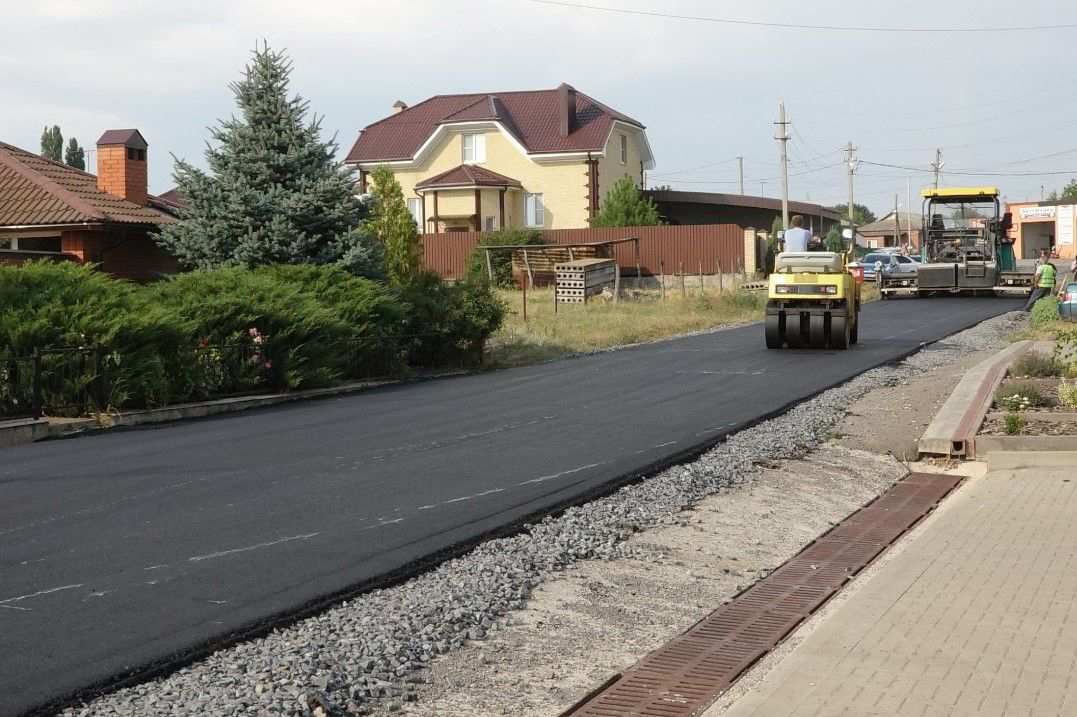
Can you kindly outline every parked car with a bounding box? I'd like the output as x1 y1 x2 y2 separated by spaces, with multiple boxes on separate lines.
851 252 919 282
1061 282 1077 322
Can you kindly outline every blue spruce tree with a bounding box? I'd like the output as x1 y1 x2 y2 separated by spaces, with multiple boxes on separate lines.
157 43 382 276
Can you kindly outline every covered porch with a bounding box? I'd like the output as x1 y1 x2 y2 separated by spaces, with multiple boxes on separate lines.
414 165 522 233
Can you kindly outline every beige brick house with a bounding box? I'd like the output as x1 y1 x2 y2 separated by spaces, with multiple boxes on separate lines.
345 84 655 232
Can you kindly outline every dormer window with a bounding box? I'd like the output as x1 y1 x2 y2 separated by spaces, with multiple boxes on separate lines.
462 133 486 164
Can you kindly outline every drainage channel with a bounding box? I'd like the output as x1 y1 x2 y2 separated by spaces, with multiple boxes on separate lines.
560 471 962 717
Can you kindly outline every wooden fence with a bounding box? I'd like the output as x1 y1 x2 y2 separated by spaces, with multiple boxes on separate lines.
421 224 746 280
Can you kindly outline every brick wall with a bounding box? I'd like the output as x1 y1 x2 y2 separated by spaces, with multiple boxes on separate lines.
60 227 177 281
96 145 148 206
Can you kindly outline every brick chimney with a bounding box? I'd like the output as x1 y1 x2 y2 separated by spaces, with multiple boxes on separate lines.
557 83 577 138
96 129 148 206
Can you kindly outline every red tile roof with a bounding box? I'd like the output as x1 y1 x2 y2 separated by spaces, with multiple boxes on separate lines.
347 85 643 164
415 165 522 191
0 142 175 227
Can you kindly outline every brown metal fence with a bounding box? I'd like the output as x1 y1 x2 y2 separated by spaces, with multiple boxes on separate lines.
421 224 745 279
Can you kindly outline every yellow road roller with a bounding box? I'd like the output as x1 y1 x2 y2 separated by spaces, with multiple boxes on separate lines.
764 251 861 349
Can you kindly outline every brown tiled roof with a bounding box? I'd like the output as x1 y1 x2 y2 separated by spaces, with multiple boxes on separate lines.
0 142 175 227
415 165 522 190
347 85 643 163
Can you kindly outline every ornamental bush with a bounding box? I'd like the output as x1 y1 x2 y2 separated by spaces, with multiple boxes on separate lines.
1 261 503 413
1030 296 1060 328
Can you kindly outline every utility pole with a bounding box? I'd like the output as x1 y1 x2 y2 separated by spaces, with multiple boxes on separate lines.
775 102 791 230
760 180 766 197
737 156 744 195
907 177 914 252
845 141 858 230
931 148 944 189
894 193 901 249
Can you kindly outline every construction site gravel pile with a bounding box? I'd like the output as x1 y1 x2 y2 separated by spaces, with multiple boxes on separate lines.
60 312 1023 717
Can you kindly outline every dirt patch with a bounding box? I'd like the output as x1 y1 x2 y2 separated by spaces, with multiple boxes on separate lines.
834 348 996 461
372 448 902 716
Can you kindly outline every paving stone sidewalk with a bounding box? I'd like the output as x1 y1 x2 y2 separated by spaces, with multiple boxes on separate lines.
711 465 1077 717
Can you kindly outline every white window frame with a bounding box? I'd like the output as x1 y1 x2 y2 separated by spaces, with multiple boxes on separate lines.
0 235 63 253
406 197 423 230
525 193 544 228
462 133 486 164
619 134 627 165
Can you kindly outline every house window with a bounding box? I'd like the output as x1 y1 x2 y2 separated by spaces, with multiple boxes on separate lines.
619 134 627 165
485 216 496 232
406 198 423 229
525 193 544 228
462 133 486 164
0 236 62 253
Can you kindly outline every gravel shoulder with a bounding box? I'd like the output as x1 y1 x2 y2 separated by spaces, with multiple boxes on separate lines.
59 312 1023 717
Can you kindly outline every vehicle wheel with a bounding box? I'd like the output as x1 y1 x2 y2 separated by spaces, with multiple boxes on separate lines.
765 313 783 349
785 312 806 348
809 314 827 348
831 314 850 349
850 312 859 344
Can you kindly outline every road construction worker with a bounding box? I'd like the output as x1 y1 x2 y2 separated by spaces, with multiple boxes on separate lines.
783 215 811 253
1023 259 1058 311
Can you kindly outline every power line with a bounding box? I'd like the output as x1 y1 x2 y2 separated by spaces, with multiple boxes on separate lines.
860 160 1077 177
523 0 1077 32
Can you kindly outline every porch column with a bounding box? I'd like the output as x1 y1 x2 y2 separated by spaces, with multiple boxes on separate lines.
474 189 482 232
499 189 506 230
432 191 440 233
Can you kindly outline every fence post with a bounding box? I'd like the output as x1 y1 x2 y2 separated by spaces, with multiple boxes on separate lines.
613 262 621 304
717 259 723 293
659 259 666 300
31 349 42 420
94 346 106 412
699 261 704 294
679 262 686 299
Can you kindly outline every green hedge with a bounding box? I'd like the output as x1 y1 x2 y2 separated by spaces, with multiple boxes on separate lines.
0 262 504 413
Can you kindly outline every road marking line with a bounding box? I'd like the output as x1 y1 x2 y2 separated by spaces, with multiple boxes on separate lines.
188 533 320 562
0 583 84 605
519 462 604 486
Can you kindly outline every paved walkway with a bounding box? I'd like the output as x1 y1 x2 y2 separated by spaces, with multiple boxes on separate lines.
711 464 1077 717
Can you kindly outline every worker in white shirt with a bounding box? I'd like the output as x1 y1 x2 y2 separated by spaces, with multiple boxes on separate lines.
783 215 812 253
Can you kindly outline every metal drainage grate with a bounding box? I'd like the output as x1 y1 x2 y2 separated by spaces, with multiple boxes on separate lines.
561 472 962 717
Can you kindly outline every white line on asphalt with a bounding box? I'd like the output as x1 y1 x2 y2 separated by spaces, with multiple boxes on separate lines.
518 462 604 486
187 533 320 562
0 583 84 605
654 441 678 448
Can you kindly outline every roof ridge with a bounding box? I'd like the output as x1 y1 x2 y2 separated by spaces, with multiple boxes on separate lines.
0 143 106 221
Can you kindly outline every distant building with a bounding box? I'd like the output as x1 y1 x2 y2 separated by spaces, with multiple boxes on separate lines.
857 211 922 251
647 190 840 236
0 129 179 280
1004 199 1076 261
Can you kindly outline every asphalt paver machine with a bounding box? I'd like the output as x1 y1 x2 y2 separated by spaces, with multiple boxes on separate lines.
881 186 1033 297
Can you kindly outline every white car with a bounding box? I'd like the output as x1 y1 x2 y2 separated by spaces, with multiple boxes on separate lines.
851 252 919 281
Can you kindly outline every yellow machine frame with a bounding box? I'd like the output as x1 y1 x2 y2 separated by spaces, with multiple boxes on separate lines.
765 252 861 349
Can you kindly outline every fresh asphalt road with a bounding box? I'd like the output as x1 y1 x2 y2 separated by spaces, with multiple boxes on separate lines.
0 297 1019 716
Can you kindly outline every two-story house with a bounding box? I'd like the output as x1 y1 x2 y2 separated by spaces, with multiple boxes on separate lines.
345 83 654 232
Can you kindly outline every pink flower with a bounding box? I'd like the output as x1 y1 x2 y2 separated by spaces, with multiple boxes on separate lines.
253 335 264 345
264 360 273 370
248 327 259 337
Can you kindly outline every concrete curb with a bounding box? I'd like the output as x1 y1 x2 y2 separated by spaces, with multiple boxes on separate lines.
1 373 464 449
0 418 50 448
917 341 1033 458
986 450 1077 471
979 435 1077 455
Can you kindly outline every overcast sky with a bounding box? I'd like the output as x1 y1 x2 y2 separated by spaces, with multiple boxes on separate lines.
3 0 1075 215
